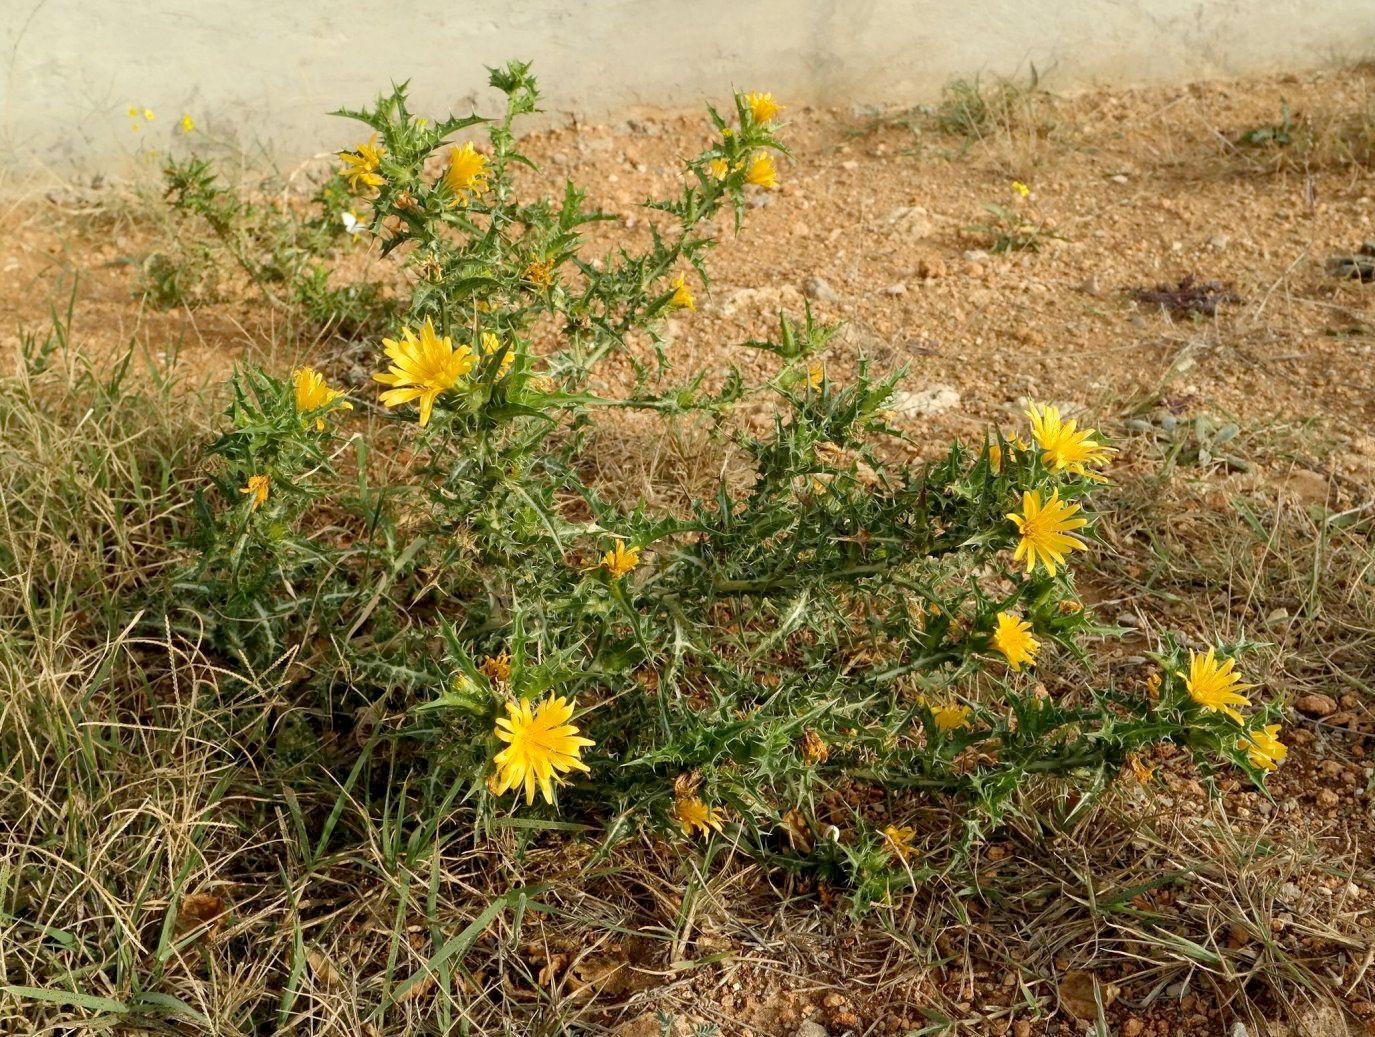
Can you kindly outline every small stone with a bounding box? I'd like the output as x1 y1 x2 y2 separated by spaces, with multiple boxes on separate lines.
804 276 839 303
916 256 947 279
841 159 859 171
795 1023 829 1037
1296 693 1338 717
881 283 907 296
1278 881 1304 904
890 385 960 418
1229 1023 1252 1037
1264 607 1290 625
1209 233 1231 250
1123 1020 1145 1037
1110 173 1129 184
1317 789 1340 808
1013 1022 1032 1037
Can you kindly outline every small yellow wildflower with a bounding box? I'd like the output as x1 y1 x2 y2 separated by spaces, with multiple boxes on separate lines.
674 794 726 837
143 109 155 122
373 317 476 427
1237 724 1287 771
1145 671 1162 698
882 825 917 861
988 443 1004 473
1179 648 1254 724
707 157 730 180
991 611 1040 670
931 703 971 734
745 91 783 123
443 142 489 202
1006 489 1089 577
492 696 594 806
339 133 385 192
480 331 514 377
806 360 825 390
479 651 512 684
1127 754 1154 783
1011 180 1030 198
179 114 195 134
292 366 351 430
1025 401 1114 477
127 106 138 118
523 257 555 288
800 728 829 764
241 474 269 510
745 152 778 190
669 274 695 311
600 541 640 579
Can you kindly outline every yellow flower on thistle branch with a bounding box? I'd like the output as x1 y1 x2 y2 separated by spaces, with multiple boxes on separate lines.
991 611 1039 670
293 366 351 430
479 651 512 684
340 133 385 192
707 157 730 180
674 794 726 837
491 695 594 806
600 541 640 579
1006 489 1088 577
373 317 476 426
480 332 514 377
240 474 269 510
931 703 971 733
745 152 778 190
745 91 783 123
1179 648 1254 724
669 273 695 310
443 142 489 203
1025 401 1114 478
1237 723 1286 771
882 825 917 861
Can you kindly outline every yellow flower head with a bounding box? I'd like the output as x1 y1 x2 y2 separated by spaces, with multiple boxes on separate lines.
443 142 490 202
600 541 640 579
524 257 555 289
669 274 695 311
293 366 351 430
1237 723 1286 771
1179 648 1254 724
1006 489 1088 577
991 611 1040 670
179 114 195 134
1011 180 1030 198
674 794 726 837
340 134 385 192
479 651 512 684
143 108 155 122
988 443 1004 473
800 728 829 765
931 703 971 734
1025 401 1114 477
745 91 783 123
1127 754 1154 783
480 331 514 377
806 360 825 391
492 695 594 806
707 157 730 180
373 317 476 426
127 106 138 118
745 152 778 190
882 824 917 861
241 474 269 510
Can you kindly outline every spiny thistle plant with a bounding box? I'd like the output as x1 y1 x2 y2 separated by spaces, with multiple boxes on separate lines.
184 63 1286 904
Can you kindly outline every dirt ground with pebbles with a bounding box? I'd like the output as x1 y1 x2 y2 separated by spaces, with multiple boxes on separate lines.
4 65 1375 1037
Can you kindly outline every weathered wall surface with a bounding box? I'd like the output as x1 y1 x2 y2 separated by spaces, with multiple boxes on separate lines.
4 1 1374 172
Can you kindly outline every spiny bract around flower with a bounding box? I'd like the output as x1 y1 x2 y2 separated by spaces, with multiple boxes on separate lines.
991 611 1040 670
492 695 594 806
1180 647 1255 724
373 317 476 426
1025 401 1114 477
1007 488 1089 577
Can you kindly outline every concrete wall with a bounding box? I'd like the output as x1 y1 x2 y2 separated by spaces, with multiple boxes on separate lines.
4 1 1374 174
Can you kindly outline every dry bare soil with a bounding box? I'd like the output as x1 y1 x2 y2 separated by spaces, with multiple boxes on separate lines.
3 67 1375 1037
